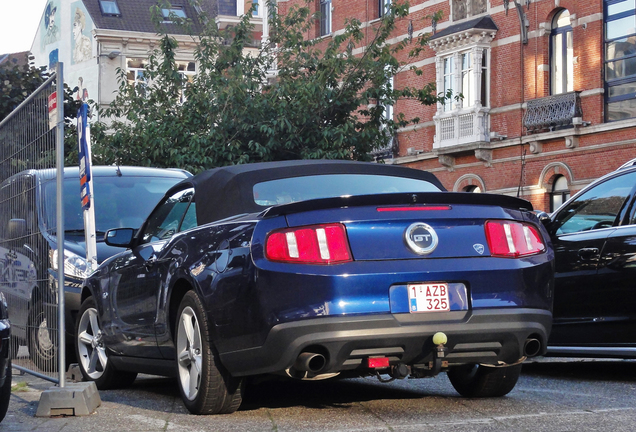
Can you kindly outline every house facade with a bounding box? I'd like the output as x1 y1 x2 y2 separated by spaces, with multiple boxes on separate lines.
29 0 265 114
277 0 636 211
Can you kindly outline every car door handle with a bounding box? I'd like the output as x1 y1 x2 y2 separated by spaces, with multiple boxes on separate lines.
578 248 599 259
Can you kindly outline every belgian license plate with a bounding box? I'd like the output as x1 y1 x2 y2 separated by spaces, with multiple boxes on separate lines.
408 283 450 313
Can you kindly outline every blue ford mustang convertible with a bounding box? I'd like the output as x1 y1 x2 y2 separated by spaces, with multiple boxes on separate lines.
75 160 554 414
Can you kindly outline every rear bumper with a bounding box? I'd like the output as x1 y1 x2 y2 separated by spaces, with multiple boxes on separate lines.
219 308 552 377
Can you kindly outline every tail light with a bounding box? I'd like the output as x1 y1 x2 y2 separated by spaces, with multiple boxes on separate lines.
485 220 546 258
265 223 352 264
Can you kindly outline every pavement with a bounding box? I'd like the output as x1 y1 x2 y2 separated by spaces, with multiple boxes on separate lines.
2 357 635 431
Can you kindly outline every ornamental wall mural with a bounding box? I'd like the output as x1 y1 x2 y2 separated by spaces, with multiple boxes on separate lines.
41 0 61 45
71 2 93 64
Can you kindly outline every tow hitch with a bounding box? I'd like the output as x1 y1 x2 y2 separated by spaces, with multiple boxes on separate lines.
371 332 450 382
430 331 449 375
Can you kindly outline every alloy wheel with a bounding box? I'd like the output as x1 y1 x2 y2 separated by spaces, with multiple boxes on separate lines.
76 307 107 379
176 306 202 401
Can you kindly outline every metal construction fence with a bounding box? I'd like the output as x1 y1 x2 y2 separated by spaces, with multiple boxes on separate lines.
0 63 66 384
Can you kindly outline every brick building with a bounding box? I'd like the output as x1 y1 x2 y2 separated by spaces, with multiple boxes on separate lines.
277 0 636 211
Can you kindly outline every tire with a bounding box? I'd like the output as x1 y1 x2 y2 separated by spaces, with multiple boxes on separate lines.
175 291 243 415
27 300 57 372
447 363 522 398
75 297 137 389
0 360 11 423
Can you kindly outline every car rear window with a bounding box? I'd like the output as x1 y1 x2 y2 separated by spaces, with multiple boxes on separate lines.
253 174 441 206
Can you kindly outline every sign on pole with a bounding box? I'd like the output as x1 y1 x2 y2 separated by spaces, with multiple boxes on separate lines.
48 92 57 130
78 103 97 274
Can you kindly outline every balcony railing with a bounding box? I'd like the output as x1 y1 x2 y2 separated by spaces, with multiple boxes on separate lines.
370 134 398 160
523 91 583 133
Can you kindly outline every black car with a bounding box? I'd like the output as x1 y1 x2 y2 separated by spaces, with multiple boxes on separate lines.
0 292 10 423
0 166 191 371
545 158 636 357
77 160 554 415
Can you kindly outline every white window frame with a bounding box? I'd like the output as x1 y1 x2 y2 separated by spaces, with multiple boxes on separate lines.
126 58 148 88
126 58 196 104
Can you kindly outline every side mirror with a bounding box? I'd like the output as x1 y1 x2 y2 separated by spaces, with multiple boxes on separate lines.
8 219 27 240
534 211 551 226
105 228 135 248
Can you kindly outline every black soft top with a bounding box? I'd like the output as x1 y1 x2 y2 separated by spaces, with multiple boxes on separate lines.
171 160 445 225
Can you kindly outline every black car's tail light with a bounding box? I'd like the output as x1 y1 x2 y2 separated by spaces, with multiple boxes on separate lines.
265 223 352 264
485 220 546 258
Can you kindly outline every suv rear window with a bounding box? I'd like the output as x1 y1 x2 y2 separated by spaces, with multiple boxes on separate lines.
253 174 441 206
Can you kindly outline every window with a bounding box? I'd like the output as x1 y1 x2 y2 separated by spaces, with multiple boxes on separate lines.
127 58 195 102
43 176 184 233
320 0 331 36
141 188 195 244
550 175 570 212
550 10 573 95
552 171 636 235
382 73 394 122
253 0 259 16
379 0 391 18
441 48 488 111
177 61 196 103
253 174 441 206
443 56 454 111
127 58 148 88
99 0 121 16
605 0 636 120
460 52 473 108
463 185 481 193
162 6 187 21
452 0 487 21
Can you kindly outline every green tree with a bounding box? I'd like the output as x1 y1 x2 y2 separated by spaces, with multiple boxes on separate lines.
0 53 48 122
94 1 444 173
0 53 82 167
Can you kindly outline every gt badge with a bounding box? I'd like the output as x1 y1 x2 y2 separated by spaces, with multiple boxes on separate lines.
405 223 438 255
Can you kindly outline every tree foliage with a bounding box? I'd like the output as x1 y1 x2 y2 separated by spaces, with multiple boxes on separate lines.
94 1 444 173
0 53 83 173
0 53 48 122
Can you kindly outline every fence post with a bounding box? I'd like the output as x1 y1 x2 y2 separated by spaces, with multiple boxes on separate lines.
55 62 66 389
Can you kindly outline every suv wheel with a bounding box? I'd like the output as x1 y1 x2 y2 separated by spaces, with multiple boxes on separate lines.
447 363 522 397
27 300 57 372
175 291 243 415
75 297 137 389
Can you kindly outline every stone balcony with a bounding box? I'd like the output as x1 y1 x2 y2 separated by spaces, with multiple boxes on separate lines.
433 107 490 150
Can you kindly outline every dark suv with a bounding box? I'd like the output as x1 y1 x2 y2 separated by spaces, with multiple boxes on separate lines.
0 166 190 370
545 159 636 358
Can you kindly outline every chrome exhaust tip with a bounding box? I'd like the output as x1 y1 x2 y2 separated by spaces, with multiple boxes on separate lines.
294 352 327 373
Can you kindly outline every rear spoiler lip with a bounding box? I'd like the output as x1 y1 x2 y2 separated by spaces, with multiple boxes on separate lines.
260 192 533 219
